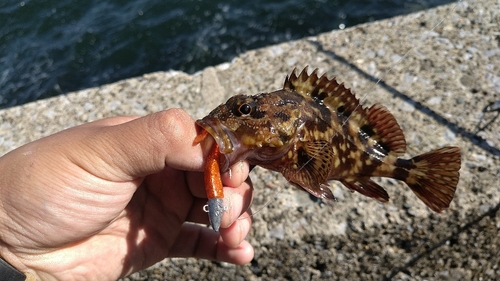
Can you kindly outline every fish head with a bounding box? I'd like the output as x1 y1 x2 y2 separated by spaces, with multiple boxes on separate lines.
196 92 302 170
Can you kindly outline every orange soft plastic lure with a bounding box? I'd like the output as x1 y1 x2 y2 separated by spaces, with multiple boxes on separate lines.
194 129 225 231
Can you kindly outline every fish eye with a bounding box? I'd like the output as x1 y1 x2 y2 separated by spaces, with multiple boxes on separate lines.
238 103 253 115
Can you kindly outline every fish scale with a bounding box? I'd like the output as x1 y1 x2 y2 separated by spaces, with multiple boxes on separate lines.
196 66 461 231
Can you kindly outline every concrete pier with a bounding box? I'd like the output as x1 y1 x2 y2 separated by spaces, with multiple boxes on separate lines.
1 0 498 279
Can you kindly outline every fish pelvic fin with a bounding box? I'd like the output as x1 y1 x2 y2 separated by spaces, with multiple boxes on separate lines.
402 146 461 212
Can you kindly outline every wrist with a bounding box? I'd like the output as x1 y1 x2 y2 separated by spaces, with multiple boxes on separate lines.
0 250 37 281
0 255 24 280
0 255 34 281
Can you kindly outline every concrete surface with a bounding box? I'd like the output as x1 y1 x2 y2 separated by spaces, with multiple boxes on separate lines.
1 0 499 280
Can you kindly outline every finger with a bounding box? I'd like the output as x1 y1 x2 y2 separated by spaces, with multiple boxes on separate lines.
186 177 253 225
168 223 254 265
219 209 253 248
117 109 206 173
78 116 140 128
64 109 207 182
220 177 253 229
221 161 250 188
185 198 211 225
185 160 250 199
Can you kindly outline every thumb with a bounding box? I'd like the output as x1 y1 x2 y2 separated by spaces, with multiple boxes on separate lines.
68 108 207 181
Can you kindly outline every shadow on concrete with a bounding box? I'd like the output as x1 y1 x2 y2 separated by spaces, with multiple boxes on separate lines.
307 40 500 157
384 202 500 279
307 39 500 279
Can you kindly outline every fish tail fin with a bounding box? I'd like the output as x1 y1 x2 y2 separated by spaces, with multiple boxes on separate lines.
404 146 461 212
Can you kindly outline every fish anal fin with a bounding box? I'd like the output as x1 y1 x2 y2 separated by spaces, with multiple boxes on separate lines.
341 179 390 203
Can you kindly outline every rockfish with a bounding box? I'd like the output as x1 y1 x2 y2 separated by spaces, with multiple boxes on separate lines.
195 67 461 230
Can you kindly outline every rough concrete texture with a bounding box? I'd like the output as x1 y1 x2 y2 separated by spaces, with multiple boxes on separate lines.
1 0 499 280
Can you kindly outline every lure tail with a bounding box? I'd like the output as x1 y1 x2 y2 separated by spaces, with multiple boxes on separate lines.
195 128 225 232
404 146 461 212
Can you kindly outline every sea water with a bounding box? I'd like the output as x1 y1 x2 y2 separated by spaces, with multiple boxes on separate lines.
0 0 453 108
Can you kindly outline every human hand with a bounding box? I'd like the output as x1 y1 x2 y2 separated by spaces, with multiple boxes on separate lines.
0 109 254 281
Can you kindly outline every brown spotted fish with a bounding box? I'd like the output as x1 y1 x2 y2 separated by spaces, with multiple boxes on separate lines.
196 67 461 227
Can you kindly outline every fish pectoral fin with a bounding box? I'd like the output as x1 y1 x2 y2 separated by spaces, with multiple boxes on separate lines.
290 181 336 201
285 141 335 201
341 179 389 202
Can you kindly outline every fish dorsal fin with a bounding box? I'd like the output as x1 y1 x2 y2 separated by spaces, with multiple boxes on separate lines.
285 66 406 156
284 66 320 94
286 140 336 201
365 103 407 156
284 67 363 119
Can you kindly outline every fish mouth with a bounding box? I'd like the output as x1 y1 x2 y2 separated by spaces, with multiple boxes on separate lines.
196 118 242 171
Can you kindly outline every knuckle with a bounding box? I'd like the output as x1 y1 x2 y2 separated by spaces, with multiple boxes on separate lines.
148 108 192 145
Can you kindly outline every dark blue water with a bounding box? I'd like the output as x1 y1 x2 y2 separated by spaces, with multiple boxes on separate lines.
0 0 455 109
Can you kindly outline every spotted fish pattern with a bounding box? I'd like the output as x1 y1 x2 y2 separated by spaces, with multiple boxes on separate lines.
196 67 461 212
